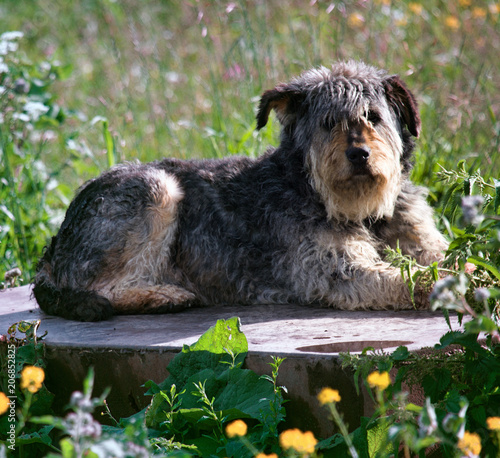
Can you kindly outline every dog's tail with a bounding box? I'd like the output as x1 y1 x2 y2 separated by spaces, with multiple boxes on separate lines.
32 240 114 322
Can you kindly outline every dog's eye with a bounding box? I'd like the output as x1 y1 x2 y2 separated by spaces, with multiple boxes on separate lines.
367 111 381 125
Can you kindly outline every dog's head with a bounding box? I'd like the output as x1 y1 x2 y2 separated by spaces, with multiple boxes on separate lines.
257 61 421 222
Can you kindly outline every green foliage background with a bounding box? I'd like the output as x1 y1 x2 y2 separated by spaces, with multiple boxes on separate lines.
0 0 499 281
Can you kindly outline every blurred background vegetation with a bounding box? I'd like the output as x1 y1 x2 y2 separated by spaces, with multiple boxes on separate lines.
0 0 499 283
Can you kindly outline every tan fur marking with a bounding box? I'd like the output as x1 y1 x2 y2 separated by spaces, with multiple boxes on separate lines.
105 285 196 314
309 118 402 222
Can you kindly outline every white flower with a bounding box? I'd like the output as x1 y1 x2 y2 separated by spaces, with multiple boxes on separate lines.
0 31 24 41
24 101 49 121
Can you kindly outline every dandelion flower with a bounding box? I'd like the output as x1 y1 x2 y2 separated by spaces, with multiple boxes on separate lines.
317 387 341 405
279 428 317 454
255 454 278 458
409 3 423 15
486 417 500 431
445 16 460 30
367 371 391 391
457 431 481 456
472 7 486 19
347 13 364 28
20 366 45 393
0 392 10 415
225 419 247 438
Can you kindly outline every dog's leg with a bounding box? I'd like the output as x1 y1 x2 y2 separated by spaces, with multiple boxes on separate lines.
105 285 197 314
380 183 448 265
329 262 429 310
311 230 430 310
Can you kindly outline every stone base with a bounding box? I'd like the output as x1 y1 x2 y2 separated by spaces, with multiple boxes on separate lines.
0 286 462 437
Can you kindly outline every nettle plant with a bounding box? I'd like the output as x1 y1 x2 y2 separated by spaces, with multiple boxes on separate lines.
337 166 500 457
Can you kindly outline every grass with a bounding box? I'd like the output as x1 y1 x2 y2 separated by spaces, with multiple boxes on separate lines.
0 0 499 281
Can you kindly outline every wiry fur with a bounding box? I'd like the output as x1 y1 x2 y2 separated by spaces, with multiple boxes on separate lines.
33 61 448 321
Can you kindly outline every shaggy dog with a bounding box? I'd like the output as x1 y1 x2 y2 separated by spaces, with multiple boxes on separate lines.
33 61 448 321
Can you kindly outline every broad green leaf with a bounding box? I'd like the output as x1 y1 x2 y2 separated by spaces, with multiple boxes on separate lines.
391 346 409 361
189 317 248 355
467 255 500 281
367 420 393 458
464 316 498 333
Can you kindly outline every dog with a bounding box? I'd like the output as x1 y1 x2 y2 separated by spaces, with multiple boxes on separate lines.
33 61 448 321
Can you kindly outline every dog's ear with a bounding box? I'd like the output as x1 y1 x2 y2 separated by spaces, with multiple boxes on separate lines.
256 85 304 130
383 75 421 137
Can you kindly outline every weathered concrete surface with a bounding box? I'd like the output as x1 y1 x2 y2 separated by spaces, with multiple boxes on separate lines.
0 285 464 438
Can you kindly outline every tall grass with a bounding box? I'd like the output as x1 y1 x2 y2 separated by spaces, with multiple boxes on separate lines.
0 0 499 282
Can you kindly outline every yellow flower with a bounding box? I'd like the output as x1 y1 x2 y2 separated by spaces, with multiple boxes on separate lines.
445 16 460 30
409 3 423 15
487 417 500 431
347 13 364 28
256 454 278 458
20 366 45 394
457 431 481 456
279 428 317 454
367 371 391 391
317 387 341 405
458 0 471 6
0 392 10 415
472 7 486 19
225 419 247 438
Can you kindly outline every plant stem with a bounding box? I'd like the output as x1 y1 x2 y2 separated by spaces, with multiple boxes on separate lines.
328 403 359 458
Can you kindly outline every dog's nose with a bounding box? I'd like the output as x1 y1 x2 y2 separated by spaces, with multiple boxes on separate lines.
346 146 370 167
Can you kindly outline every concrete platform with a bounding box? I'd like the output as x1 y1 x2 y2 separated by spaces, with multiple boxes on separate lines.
0 285 463 438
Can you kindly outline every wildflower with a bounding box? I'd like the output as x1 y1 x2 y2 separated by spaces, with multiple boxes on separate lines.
256 454 278 458
225 419 247 438
430 275 466 310
20 366 45 393
458 0 471 6
487 417 500 431
24 101 49 122
489 4 500 15
0 392 10 415
472 7 486 19
279 428 317 454
445 16 460 30
409 3 423 15
367 371 391 391
0 31 23 41
461 195 484 225
347 13 364 28
317 387 341 405
66 411 102 439
474 288 490 302
457 431 481 456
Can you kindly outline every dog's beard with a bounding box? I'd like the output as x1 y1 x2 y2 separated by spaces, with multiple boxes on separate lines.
308 147 402 222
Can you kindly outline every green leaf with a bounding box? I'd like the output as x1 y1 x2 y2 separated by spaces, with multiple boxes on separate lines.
367 420 393 458
391 346 409 361
16 425 54 446
464 316 498 333
422 368 451 402
144 318 280 433
60 437 76 458
189 317 248 355
467 255 500 280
